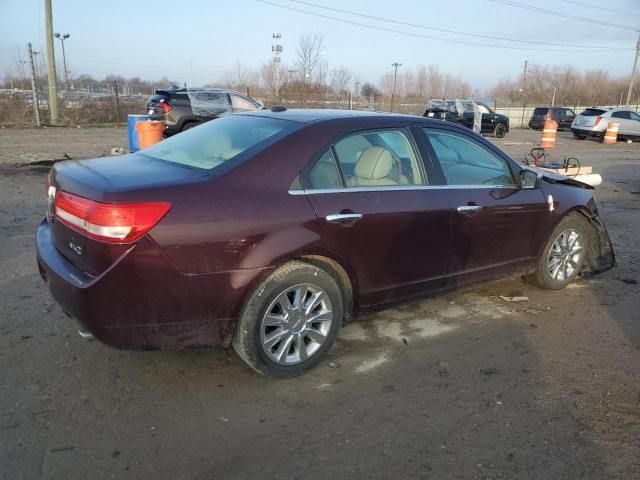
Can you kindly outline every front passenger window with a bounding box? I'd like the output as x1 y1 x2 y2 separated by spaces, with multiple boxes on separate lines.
424 129 515 186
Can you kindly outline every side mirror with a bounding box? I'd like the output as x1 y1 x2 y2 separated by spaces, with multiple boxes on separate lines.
519 169 542 189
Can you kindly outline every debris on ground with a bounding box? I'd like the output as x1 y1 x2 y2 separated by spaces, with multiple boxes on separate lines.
621 277 638 284
437 361 449 377
499 294 529 302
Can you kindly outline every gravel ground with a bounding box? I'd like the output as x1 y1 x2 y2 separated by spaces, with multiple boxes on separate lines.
0 126 638 479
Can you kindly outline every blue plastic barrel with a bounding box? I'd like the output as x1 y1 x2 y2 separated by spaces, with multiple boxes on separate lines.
127 114 151 152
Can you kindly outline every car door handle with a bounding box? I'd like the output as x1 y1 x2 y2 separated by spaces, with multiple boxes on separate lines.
457 205 483 213
326 213 363 224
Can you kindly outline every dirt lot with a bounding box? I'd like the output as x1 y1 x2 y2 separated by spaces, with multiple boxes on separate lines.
1 126 639 479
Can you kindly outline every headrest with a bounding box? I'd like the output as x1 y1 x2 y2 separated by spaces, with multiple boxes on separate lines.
354 147 393 180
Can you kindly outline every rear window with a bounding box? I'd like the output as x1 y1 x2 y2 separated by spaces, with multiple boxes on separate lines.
149 94 168 102
140 115 297 170
580 108 606 117
533 107 549 116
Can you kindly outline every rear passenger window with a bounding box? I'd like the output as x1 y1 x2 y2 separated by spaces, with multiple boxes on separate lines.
612 111 631 119
308 150 342 189
334 130 425 187
305 129 426 190
424 129 514 187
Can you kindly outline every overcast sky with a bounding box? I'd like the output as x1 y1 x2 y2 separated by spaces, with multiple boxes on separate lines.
1 0 638 91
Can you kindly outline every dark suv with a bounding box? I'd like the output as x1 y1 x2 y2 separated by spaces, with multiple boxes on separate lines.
529 107 576 131
147 87 262 136
423 100 510 138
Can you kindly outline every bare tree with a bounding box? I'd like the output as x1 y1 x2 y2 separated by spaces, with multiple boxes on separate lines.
260 61 285 99
329 66 353 94
295 33 325 82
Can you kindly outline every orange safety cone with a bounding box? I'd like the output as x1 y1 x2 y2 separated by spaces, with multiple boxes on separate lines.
603 121 619 144
540 110 558 148
135 120 165 149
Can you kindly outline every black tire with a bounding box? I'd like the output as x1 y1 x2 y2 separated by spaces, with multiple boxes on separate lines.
181 122 198 132
232 261 343 378
526 215 591 290
493 123 507 138
573 132 586 140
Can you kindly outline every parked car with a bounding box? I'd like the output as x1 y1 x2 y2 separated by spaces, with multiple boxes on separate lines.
529 106 576 131
36 109 614 377
571 107 640 141
147 86 262 137
423 99 510 138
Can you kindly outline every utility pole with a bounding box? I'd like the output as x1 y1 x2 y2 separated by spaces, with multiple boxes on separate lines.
354 80 360 97
114 80 121 125
390 62 402 112
45 0 59 124
626 32 640 106
28 43 41 127
520 60 528 128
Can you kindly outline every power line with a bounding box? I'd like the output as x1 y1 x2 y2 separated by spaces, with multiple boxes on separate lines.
257 0 633 52
558 0 640 17
488 0 638 31
289 0 631 50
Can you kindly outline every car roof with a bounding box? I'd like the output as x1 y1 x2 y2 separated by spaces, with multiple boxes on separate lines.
156 87 248 96
237 108 425 124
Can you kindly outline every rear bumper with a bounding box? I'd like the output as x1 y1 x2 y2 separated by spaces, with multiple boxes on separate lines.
571 127 604 138
36 220 269 350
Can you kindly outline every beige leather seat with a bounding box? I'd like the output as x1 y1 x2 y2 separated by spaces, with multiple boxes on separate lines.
347 146 404 187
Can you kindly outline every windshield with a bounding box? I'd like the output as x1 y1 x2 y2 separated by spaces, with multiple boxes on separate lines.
140 115 297 170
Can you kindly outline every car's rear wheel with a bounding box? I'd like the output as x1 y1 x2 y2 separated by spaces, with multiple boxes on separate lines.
232 261 343 378
573 132 587 140
527 215 590 290
493 123 507 138
181 122 198 132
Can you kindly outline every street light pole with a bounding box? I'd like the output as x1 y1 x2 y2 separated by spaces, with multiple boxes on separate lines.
390 62 402 113
626 32 640 106
54 33 70 89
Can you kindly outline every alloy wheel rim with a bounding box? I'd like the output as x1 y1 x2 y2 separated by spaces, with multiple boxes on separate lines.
496 124 505 136
547 229 584 281
260 283 333 366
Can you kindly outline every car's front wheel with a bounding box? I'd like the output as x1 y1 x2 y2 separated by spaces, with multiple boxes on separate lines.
527 215 590 290
232 261 343 377
493 123 507 138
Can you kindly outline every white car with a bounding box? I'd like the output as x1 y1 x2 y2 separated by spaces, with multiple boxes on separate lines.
571 107 640 141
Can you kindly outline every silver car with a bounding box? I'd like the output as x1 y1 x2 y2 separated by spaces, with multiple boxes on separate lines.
571 107 640 141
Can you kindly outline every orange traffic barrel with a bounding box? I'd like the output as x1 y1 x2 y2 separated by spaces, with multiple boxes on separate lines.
540 111 558 148
603 121 619 144
135 120 165 149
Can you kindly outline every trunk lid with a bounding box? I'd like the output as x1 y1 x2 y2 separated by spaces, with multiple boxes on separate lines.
48 153 208 276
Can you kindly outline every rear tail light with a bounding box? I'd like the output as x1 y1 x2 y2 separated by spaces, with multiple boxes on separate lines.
158 100 172 113
54 192 170 243
594 116 602 127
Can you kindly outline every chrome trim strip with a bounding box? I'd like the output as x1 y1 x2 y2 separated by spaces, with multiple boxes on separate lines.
288 184 517 195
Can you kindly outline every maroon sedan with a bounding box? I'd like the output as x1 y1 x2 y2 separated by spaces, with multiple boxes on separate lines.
36 109 614 377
